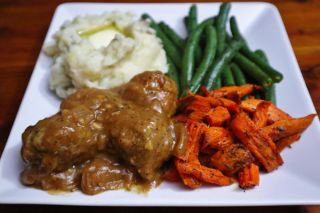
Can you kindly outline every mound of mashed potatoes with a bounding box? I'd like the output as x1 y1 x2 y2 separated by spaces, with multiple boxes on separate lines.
45 12 168 98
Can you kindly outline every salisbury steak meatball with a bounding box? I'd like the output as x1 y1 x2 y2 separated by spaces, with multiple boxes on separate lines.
119 71 177 115
21 71 182 193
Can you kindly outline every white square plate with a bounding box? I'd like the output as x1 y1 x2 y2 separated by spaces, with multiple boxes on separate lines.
0 2 319 206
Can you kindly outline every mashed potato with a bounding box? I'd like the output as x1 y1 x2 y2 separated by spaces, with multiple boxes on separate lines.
45 12 168 98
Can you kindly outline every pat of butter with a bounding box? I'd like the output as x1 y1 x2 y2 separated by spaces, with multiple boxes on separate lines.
88 28 121 49
78 25 124 49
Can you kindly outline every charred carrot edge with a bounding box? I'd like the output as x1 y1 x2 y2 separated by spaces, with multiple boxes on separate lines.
210 144 254 176
231 111 283 172
277 133 301 152
176 160 233 186
175 159 202 189
261 114 316 141
239 163 260 189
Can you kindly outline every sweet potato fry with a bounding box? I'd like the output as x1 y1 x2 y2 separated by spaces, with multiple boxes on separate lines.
210 144 254 176
175 159 202 188
276 134 301 152
231 111 283 172
208 84 262 99
175 160 233 186
238 163 260 189
202 127 233 151
240 99 291 124
261 114 316 141
204 106 231 127
252 101 271 128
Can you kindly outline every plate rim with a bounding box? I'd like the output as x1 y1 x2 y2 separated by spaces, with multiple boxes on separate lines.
1 2 320 206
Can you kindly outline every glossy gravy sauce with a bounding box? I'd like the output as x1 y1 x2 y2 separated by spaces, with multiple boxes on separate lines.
21 71 186 194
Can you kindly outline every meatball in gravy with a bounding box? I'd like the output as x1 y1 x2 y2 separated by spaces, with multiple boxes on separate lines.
21 71 185 194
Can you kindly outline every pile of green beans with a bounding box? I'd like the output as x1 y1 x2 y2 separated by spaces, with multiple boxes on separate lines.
141 3 282 103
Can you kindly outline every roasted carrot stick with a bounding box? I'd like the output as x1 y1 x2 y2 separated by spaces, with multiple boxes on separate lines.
208 84 262 99
200 85 210 96
212 98 239 112
179 91 239 115
238 163 260 189
202 127 233 151
178 121 206 162
178 95 212 113
175 160 233 186
231 111 283 172
261 114 316 141
276 134 301 152
240 98 291 124
210 144 254 176
175 159 202 189
252 101 271 128
173 86 315 190
188 111 208 122
163 165 181 182
205 106 231 127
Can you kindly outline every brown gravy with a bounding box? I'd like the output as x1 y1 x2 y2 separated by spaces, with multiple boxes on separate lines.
21 71 186 194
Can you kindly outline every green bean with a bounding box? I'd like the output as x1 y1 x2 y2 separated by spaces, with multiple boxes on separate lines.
181 18 214 91
233 53 273 88
200 17 216 28
254 92 262 99
141 14 181 69
264 85 276 104
226 33 233 43
254 49 268 62
195 46 202 66
200 17 216 38
184 16 191 33
166 57 180 96
183 16 202 64
230 16 246 44
186 10 211 67
212 76 222 89
203 39 244 90
194 17 216 65
242 47 283 83
221 65 236 86
188 4 198 32
189 25 217 93
216 3 231 56
230 63 247 85
196 17 217 62
159 22 184 50
255 50 277 104
230 16 283 83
